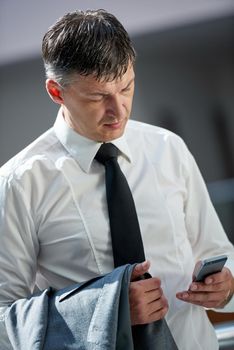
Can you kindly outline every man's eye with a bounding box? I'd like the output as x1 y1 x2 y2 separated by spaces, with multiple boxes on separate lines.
91 95 104 102
122 86 132 94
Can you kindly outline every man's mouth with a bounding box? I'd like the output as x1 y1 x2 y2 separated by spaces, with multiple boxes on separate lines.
103 120 123 129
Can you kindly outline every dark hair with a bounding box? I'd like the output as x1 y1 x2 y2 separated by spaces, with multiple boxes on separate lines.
42 9 136 85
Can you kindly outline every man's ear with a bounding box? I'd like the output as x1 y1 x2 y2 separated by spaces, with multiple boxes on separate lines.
46 79 64 104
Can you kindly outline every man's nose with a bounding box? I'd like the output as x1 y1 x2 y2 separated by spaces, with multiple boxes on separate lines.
105 95 124 117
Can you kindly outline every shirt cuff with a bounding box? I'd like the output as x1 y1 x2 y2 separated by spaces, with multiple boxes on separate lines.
214 257 234 313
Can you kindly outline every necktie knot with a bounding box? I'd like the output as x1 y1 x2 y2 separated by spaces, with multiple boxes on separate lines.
95 143 119 165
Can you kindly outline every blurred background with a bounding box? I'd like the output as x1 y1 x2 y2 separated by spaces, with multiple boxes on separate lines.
0 1 233 240
0 0 234 335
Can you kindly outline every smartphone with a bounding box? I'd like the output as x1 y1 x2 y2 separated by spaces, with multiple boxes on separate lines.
193 255 227 282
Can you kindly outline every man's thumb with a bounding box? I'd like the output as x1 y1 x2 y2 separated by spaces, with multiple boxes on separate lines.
131 260 151 281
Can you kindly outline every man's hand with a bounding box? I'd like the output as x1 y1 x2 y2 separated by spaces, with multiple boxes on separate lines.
129 261 169 325
176 267 234 308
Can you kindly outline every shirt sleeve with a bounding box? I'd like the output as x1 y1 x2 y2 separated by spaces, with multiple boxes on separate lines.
220 258 234 312
182 144 234 312
0 174 39 346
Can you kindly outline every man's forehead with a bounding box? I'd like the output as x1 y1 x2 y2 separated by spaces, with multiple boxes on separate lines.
75 66 135 92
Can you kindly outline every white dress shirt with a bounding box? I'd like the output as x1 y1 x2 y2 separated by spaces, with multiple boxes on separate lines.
0 108 234 349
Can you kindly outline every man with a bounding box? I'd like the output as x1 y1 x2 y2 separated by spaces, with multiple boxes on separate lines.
0 9 234 349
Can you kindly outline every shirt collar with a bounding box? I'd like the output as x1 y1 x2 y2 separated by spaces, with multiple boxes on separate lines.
53 108 133 173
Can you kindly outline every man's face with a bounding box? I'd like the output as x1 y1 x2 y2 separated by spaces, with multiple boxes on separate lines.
61 64 135 142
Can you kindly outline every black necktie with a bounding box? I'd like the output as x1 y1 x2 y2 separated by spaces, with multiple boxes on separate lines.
95 142 145 267
95 143 178 349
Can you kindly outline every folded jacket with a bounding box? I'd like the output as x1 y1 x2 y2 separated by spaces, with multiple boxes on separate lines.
5 264 135 350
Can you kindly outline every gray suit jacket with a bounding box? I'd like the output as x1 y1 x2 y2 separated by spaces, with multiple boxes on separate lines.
5 264 135 350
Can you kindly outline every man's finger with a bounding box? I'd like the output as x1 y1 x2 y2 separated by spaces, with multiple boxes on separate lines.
131 260 150 281
204 267 231 285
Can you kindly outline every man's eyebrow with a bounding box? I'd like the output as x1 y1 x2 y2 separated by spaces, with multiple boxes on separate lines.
86 76 135 97
122 77 135 90
87 91 108 97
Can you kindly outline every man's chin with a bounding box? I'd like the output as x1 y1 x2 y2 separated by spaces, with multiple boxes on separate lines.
98 128 125 142
98 121 127 141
